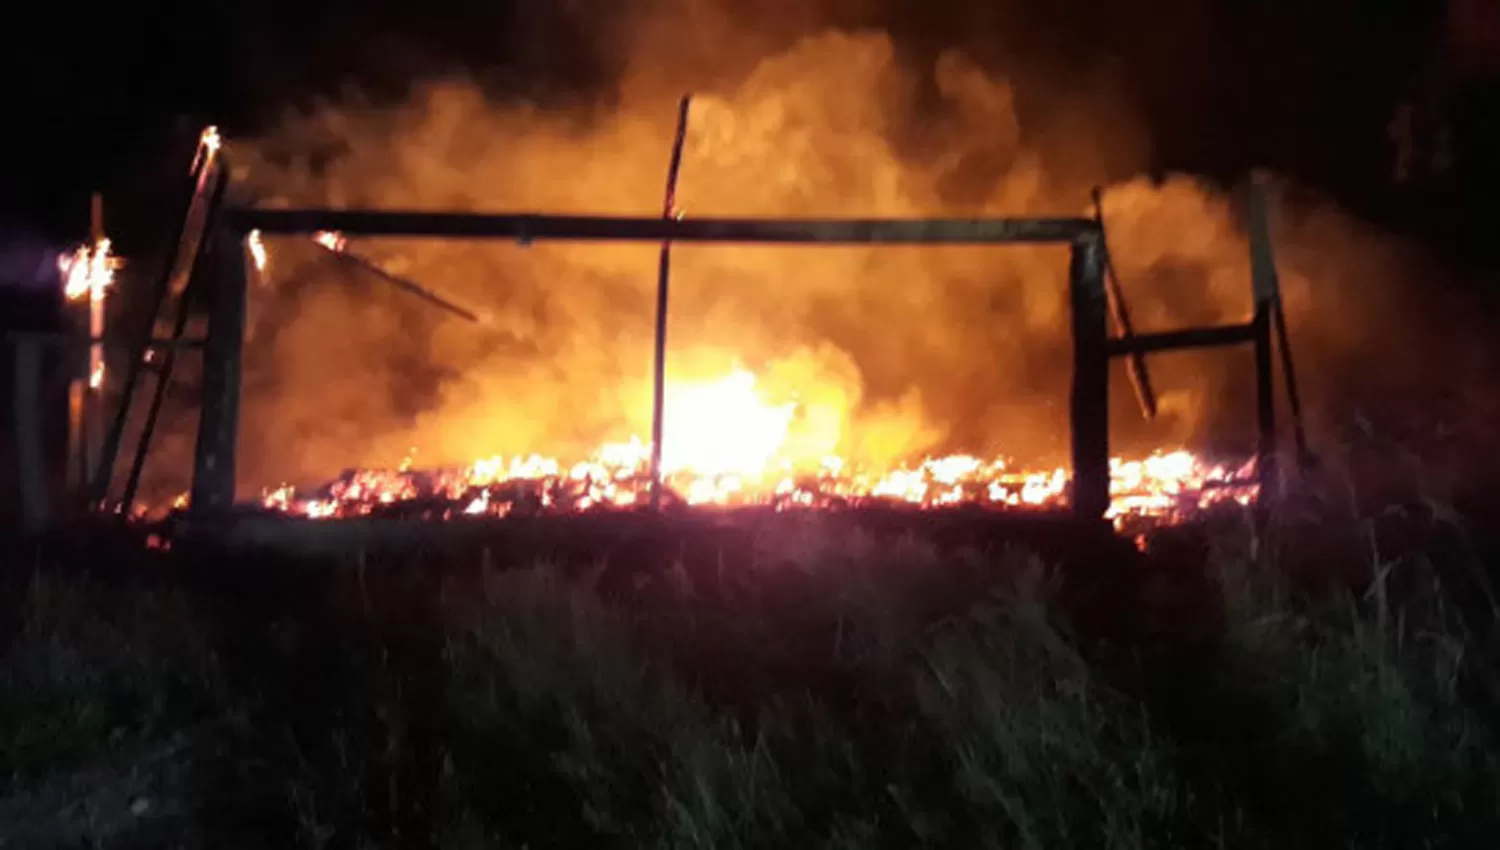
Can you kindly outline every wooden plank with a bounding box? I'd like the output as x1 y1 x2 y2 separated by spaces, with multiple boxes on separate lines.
1104 323 1256 357
189 227 250 514
1091 187 1158 419
1069 232 1111 521
1252 304 1278 503
1247 173 1311 468
94 157 225 506
1246 175 1284 498
12 338 49 531
236 209 1099 245
650 95 693 512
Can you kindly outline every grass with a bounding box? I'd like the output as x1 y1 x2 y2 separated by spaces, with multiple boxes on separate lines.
2 482 1499 848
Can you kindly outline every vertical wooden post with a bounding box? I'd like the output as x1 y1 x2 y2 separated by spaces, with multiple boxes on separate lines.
122 167 229 513
66 367 87 495
13 337 50 532
1246 176 1280 502
649 95 692 512
84 193 105 488
1252 302 1277 502
94 146 220 506
1069 230 1111 522
189 225 249 515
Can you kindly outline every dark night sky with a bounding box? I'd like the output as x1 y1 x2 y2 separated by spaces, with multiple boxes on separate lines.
0 0 1492 263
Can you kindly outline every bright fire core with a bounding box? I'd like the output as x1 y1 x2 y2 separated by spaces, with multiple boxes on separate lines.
258 367 1258 530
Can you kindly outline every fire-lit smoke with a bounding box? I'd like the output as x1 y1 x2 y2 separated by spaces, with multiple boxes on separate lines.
166 1 1476 503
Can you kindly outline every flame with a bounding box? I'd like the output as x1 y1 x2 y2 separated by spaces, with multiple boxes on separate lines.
192 125 222 175
313 231 347 252
247 229 343 276
58 238 115 303
247 229 268 273
660 368 795 478
58 238 117 390
251 365 1258 529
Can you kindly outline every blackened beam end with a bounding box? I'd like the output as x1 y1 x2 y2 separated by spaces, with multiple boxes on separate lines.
231 208 1101 245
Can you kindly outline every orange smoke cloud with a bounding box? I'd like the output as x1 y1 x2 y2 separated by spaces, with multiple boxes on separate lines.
127 3 1464 503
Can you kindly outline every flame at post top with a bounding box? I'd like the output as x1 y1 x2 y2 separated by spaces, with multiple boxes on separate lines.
192 125 222 176
58 238 115 302
57 237 117 391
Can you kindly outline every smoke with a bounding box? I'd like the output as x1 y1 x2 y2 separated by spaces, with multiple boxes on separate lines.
203 0 1477 495
0 227 63 294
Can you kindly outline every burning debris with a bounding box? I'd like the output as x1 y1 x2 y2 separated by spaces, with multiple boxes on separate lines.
250 367 1257 531
258 446 1256 530
104 81 1296 534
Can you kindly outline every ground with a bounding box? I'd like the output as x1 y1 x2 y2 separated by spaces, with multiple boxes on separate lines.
1 482 1498 849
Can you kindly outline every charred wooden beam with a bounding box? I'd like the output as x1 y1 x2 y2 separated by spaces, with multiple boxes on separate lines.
189 227 250 515
1104 323 1256 357
1091 187 1158 420
11 337 48 532
94 157 226 506
1252 303 1278 504
650 95 693 513
312 241 481 323
122 199 228 512
1247 173 1312 470
234 209 1100 245
1068 231 1111 523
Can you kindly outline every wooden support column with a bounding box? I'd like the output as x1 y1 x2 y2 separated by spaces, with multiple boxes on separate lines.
1251 300 1278 504
189 225 249 515
1246 178 1280 504
1069 230 1111 522
13 338 49 532
95 143 221 505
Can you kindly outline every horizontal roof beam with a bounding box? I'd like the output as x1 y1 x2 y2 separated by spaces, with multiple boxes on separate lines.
1104 323 1257 358
232 209 1099 245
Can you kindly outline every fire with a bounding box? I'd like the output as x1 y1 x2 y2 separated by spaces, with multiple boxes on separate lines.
660 368 795 478
59 238 115 303
313 230 348 252
192 125 222 175
247 229 268 274
247 229 345 276
253 365 1258 530
58 237 117 389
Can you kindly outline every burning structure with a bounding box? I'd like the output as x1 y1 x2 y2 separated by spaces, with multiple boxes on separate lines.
47 23 1387 537
82 112 1286 534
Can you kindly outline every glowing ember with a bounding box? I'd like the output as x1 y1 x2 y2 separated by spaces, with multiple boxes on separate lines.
256 443 1255 529
251 365 1258 530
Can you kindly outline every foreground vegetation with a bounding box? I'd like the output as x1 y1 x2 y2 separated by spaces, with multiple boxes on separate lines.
2 480 1499 848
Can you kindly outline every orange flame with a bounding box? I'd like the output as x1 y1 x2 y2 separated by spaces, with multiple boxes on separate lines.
58 238 117 390
313 231 347 252
246 229 344 276
192 125 222 176
254 365 1257 528
247 229 268 274
58 238 114 303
